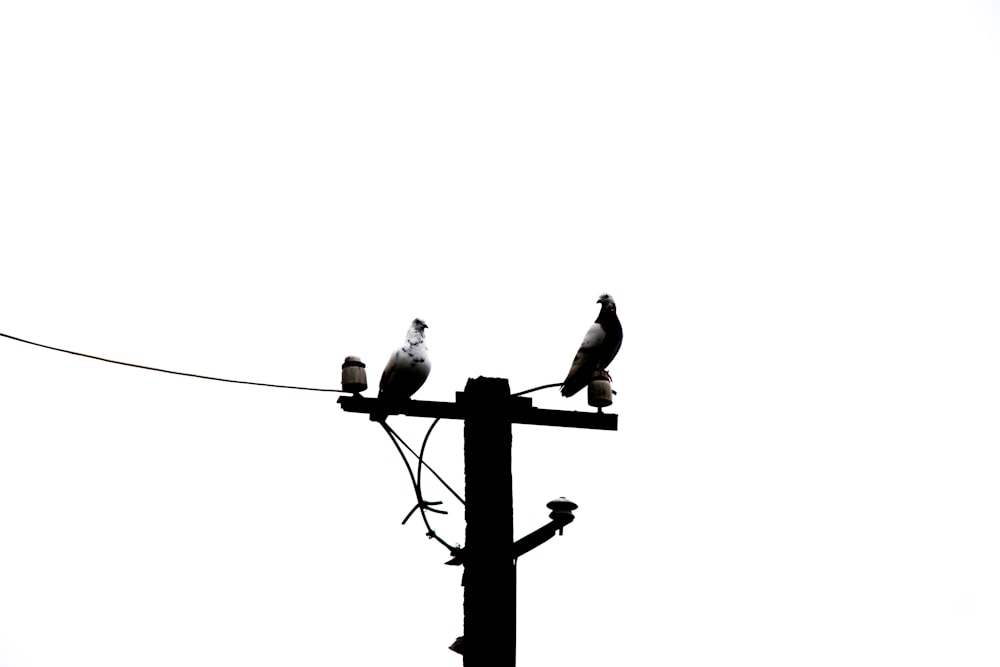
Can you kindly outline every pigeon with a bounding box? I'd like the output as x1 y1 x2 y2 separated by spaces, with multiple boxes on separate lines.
561 294 622 397
379 318 431 400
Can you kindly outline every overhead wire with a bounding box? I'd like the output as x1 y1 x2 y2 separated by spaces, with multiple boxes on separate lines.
511 382 563 397
513 380 616 398
0 331 349 392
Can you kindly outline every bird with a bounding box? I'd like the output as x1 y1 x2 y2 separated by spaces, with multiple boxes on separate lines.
561 294 623 397
379 318 431 400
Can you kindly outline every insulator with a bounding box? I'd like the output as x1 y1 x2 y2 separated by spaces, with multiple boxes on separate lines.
587 370 613 408
547 496 578 516
547 497 578 531
341 356 367 394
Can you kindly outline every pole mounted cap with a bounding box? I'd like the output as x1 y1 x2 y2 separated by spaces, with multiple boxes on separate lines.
547 496 578 519
588 370 613 408
341 356 368 394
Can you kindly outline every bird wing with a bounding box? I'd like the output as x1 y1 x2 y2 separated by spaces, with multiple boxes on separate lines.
379 348 403 395
576 322 606 358
379 344 431 399
561 323 606 396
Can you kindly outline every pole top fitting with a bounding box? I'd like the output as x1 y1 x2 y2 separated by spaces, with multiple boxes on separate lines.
588 370 613 408
547 496 578 520
341 356 368 394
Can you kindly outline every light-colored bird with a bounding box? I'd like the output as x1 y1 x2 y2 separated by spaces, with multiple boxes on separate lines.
561 294 623 397
379 318 431 400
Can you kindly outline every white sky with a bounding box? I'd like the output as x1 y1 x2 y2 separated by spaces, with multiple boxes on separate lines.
2 1 1000 665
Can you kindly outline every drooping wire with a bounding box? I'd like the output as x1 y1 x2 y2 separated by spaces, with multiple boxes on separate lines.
0 331 349 393
377 420 457 554
416 417 454 517
512 380 617 397
511 382 563 397
383 420 464 506
416 417 441 506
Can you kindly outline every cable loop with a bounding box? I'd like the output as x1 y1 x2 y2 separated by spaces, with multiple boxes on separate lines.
379 420 458 553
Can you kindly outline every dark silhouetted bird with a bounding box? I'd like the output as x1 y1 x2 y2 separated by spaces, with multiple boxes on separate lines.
561 294 622 397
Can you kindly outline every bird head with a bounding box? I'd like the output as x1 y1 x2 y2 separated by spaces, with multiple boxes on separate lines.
405 318 429 346
597 294 616 311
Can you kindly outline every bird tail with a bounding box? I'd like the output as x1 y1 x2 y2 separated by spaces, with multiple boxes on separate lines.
560 380 584 397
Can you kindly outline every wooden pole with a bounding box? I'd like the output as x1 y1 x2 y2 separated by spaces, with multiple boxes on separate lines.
462 377 515 667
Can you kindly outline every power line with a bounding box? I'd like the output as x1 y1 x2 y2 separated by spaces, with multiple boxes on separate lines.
511 382 563 397
0 331 349 393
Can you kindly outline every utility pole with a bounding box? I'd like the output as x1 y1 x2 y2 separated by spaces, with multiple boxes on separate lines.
338 376 617 667
462 377 515 666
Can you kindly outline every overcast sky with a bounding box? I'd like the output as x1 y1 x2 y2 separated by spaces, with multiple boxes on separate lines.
3 2 1000 666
